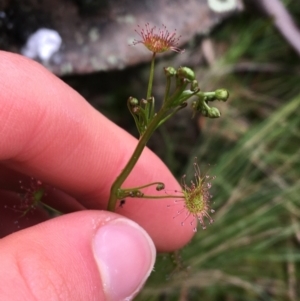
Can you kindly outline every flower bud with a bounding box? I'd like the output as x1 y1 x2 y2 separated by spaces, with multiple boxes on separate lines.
156 183 165 191
128 97 139 106
132 106 140 114
215 89 229 101
208 107 221 118
177 67 195 81
164 66 177 77
191 80 199 92
141 99 148 105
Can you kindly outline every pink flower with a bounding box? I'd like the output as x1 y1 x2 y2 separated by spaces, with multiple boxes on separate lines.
133 23 184 54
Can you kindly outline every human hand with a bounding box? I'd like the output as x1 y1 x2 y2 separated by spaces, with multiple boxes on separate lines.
0 51 194 300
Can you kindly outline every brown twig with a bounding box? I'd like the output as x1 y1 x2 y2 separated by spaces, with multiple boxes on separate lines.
256 0 300 56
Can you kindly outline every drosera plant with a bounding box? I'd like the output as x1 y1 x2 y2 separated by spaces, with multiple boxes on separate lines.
168 159 216 231
107 23 229 231
18 177 61 217
18 177 45 216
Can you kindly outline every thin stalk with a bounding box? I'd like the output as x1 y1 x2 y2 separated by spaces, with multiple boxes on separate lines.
155 104 187 130
122 182 165 192
41 202 63 215
145 53 156 120
163 76 172 104
146 52 156 99
134 195 185 199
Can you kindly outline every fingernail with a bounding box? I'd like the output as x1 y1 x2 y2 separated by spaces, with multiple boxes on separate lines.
93 218 156 301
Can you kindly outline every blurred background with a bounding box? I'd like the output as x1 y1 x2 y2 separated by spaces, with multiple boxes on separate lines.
1 0 300 300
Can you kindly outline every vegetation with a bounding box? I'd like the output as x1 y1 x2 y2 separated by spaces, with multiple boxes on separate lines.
134 2 300 300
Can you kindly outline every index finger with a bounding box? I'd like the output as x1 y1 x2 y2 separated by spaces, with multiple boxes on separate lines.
0 51 195 251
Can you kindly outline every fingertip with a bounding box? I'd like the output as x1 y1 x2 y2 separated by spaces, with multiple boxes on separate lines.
0 211 156 301
93 218 156 301
0 50 195 252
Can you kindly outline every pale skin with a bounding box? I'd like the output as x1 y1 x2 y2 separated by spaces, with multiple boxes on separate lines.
0 51 195 301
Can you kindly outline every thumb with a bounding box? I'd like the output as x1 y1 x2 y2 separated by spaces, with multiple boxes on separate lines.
0 211 156 301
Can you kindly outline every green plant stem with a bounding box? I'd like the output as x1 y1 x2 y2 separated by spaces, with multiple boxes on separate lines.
132 195 185 199
108 52 160 211
107 106 168 211
146 53 156 99
40 202 62 215
163 76 171 104
122 182 164 192
144 53 156 120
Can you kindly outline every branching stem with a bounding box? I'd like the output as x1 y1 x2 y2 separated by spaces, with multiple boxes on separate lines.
108 106 168 211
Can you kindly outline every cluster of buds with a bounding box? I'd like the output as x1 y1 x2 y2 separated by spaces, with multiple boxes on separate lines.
128 64 229 137
192 89 229 118
164 66 229 114
127 96 155 136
